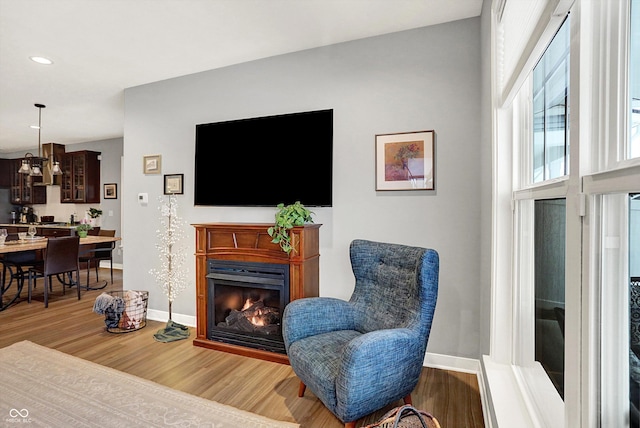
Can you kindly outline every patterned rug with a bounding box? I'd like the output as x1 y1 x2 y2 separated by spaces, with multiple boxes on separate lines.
0 341 299 427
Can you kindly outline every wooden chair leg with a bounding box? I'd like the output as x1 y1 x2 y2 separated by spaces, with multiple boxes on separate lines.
344 422 356 428
403 394 412 405
298 381 306 397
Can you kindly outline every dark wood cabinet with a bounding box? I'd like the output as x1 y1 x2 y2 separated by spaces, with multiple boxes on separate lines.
10 226 74 236
60 150 101 203
9 159 46 205
0 158 12 187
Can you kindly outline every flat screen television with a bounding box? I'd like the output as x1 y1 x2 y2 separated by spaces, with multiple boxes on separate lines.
194 109 333 207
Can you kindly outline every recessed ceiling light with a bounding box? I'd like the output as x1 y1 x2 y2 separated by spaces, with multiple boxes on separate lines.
30 56 53 65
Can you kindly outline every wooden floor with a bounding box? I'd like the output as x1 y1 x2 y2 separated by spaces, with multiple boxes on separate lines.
0 269 485 428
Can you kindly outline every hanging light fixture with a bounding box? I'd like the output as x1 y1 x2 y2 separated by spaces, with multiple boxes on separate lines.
18 103 48 176
51 160 62 175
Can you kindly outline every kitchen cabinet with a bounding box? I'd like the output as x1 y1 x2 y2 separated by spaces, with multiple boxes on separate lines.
9 159 47 205
1 225 75 236
60 150 101 203
0 158 12 187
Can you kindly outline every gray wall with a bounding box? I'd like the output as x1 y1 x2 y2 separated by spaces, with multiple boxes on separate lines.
124 18 484 359
0 188 13 224
479 0 493 357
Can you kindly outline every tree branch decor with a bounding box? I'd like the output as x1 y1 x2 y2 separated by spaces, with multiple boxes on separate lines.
149 194 188 321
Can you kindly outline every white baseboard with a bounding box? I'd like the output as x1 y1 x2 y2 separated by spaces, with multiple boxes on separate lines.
423 351 480 373
146 309 196 328
98 261 123 270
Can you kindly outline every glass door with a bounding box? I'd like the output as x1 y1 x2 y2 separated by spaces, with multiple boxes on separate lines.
73 154 85 201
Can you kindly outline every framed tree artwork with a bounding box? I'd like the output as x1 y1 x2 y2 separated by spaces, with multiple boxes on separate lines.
375 130 435 191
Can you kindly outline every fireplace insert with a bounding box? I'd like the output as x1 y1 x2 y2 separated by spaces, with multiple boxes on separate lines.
206 259 289 354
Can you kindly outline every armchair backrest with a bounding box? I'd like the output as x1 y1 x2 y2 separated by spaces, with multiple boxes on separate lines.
349 240 439 341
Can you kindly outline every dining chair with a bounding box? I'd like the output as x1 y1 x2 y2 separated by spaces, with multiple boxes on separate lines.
79 229 116 286
28 236 81 308
1 234 44 296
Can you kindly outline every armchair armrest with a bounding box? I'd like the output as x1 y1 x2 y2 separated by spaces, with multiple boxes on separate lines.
283 297 356 346
335 328 425 421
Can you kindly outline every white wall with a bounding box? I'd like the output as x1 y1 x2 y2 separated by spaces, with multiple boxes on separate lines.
123 18 484 359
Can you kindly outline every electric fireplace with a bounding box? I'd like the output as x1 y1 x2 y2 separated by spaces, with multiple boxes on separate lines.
193 223 321 364
207 260 289 354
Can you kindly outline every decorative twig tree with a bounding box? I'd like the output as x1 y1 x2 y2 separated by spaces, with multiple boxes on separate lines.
149 194 187 320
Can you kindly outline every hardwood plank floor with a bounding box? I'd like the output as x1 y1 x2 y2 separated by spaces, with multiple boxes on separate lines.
0 269 485 427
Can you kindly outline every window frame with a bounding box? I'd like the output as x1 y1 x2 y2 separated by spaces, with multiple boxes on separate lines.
489 0 640 426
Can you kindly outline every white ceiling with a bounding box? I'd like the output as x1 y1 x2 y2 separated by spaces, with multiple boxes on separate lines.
0 0 482 153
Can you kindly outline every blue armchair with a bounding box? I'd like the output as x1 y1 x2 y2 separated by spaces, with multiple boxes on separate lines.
283 239 439 427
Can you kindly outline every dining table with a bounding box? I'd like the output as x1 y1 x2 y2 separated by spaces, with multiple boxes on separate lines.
0 235 121 311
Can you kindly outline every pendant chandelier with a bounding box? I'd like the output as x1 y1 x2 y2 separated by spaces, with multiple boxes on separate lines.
18 103 62 177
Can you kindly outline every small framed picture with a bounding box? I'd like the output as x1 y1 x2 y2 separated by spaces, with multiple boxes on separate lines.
164 173 184 195
143 155 161 174
104 183 117 199
375 130 435 191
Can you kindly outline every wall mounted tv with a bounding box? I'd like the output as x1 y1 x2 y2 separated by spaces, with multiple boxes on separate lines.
194 109 333 207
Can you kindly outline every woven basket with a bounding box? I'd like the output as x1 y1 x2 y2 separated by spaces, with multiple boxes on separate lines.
365 405 441 428
105 290 148 334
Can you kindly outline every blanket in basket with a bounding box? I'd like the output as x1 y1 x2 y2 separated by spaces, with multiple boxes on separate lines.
93 291 146 329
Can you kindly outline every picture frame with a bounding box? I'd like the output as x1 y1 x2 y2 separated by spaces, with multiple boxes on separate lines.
164 173 184 195
103 183 117 199
375 130 435 191
143 154 161 174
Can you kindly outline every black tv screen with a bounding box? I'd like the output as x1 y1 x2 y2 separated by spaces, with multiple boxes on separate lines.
194 109 333 207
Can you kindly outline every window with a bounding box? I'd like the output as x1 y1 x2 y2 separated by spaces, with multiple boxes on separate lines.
630 0 640 158
533 19 570 182
535 199 566 398
490 1 640 426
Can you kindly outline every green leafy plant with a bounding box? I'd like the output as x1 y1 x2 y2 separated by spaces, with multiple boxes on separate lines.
76 222 93 233
88 208 103 219
267 201 314 254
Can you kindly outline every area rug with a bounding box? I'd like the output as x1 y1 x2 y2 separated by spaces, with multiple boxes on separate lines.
0 341 299 427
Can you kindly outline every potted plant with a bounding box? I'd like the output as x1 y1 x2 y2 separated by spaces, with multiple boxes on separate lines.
88 208 102 219
267 201 314 254
76 221 93 238
88 207 103 227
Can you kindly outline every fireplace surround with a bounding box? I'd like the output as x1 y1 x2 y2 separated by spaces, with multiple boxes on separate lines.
193 222 320 364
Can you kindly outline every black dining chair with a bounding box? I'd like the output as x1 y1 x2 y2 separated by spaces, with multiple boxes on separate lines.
27 236 81 308
1 233 44 297
78 229 116 286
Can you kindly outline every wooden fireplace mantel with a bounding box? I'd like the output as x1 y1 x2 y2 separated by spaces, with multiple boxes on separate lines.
192 222 321 364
